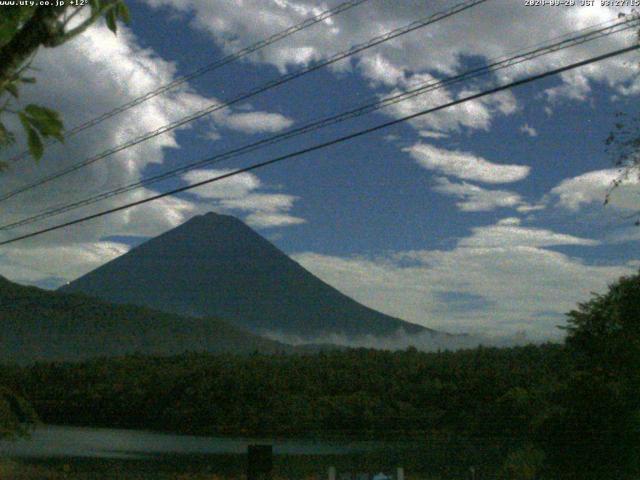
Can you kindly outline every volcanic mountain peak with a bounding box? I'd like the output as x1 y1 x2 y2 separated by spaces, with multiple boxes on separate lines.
61 213 432 339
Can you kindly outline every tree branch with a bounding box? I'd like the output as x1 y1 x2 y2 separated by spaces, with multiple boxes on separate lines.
0 6 66 91
49 2 119 47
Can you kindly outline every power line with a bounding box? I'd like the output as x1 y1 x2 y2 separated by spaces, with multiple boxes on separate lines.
6 0 372 164
0 0 488 204
2 17 634 232
1 43 637 247
1 16 636 232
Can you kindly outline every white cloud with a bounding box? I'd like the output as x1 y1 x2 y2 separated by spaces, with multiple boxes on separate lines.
183 169 262 199
458 224 599 248
544 69 593 103
110 189 200 238
516 204 546 213
221 193 297 212
550 168 640 211
0 242 130 286
432 177 524 212
0 24 209 245
381 74 518 134
265 329 534 352
293 221 632 339
520 123 538 137
142 0 640 133
406 143 530 184
148 0 634 82
419 130 449 139
222 111 294 134
183 169 305 227
358 53 405 86
245 212 306 228
497 217 521 226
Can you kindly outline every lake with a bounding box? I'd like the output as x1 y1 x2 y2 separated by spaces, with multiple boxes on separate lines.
0 426 506 479
0 425 404 460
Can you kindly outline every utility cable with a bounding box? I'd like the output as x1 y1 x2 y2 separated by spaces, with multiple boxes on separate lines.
1 16 636 232
1 42 637 246
6 0 373 163
0 0 488 203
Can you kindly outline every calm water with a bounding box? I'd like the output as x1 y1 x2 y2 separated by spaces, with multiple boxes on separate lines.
0 425 400 459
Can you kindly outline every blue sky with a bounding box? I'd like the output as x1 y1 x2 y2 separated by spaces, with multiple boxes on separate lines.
1 0 639 341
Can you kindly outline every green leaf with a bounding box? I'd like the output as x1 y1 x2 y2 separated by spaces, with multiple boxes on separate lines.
105 8 118 33
24 104 61 124
0 121 15 147
26 126 43 160
19 77 36 84
18 112 29 130
0 7 36 49
28 117 64 143
5 83 19 98
23 104 64 141
117 2 130 24
19 113 44 161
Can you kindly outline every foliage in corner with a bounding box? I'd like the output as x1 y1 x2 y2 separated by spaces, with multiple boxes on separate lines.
564 270 640 375
545 271 640 479
605 112 640 225
0 0 129 442
0 1 130 166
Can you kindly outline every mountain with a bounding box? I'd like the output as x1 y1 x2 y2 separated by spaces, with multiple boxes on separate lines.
0 276 290 363
61 212 432 340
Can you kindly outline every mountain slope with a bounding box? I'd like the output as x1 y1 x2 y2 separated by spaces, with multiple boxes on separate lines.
0 276 290 363
61 212 430 339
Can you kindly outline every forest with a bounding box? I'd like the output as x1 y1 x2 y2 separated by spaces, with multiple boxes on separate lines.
1 344 568 438
0 274 292 362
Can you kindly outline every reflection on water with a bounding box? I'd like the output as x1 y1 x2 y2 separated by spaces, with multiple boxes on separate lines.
0 425 397 459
